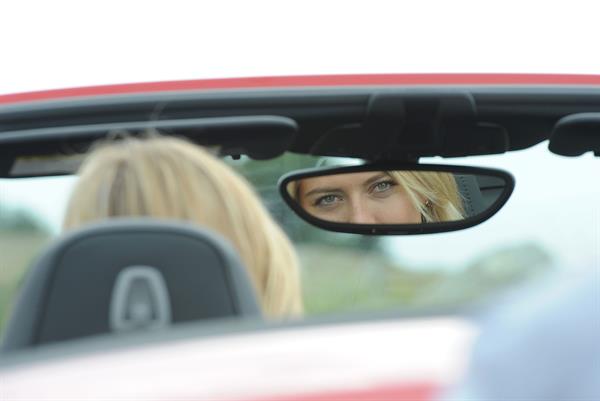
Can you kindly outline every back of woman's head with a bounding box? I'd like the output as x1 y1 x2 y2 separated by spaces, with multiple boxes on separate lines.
64 135 303 318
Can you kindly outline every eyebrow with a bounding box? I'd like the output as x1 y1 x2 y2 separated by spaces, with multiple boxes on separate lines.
302 173 391 199
362 173 389 187
303 187 344 198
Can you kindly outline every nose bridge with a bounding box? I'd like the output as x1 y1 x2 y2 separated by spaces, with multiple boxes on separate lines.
348 194 375 224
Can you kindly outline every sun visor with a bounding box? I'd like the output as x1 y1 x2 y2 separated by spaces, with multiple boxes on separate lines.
0 116 298 177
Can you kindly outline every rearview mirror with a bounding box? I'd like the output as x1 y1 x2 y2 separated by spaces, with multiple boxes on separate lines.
279 164 514 235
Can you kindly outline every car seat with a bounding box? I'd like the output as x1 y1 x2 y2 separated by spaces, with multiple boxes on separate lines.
475 175 508 211
454 174 486 217
0 219 261 352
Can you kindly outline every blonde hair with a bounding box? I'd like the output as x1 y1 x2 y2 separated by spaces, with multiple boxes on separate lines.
63 135 303 318
388 171 464 222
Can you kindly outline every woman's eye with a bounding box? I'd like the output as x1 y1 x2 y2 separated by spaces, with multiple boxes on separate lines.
372 180 395 193
314 194 342 207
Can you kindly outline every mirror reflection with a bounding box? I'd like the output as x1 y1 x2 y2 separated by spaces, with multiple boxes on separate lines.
287 170 507 225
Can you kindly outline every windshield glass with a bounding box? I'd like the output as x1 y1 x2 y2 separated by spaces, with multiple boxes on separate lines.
0 143 597 330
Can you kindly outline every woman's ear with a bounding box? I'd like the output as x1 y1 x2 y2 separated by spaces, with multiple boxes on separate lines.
420 198 434 223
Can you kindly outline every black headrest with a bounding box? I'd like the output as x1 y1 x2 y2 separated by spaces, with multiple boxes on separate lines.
1 219 261 352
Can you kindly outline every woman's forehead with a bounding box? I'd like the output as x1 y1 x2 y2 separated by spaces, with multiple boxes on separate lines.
300 172 389 192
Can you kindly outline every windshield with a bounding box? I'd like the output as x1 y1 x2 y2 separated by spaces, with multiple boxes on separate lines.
1 142 597 330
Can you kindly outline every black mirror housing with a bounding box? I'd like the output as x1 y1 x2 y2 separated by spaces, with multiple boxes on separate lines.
279 163 514 235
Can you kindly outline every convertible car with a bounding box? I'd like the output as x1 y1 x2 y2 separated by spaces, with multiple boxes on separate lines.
0 74 598 400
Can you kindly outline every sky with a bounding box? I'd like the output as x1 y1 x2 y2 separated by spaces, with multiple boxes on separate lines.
1 1 599 271
1 1 600 95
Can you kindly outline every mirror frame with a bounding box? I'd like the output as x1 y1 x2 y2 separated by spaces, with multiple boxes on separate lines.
278 163 515 235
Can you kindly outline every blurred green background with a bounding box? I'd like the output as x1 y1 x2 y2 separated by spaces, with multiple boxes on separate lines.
0 207 51 332
0 153 555 335
0 204 552 334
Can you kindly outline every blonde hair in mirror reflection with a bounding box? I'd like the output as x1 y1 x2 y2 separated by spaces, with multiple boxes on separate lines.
63 134 303 318
388 171 464 222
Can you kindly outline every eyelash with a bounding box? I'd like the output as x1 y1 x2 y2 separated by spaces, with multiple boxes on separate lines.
313 194 342 207
312 180 396 206
370 180 396 193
